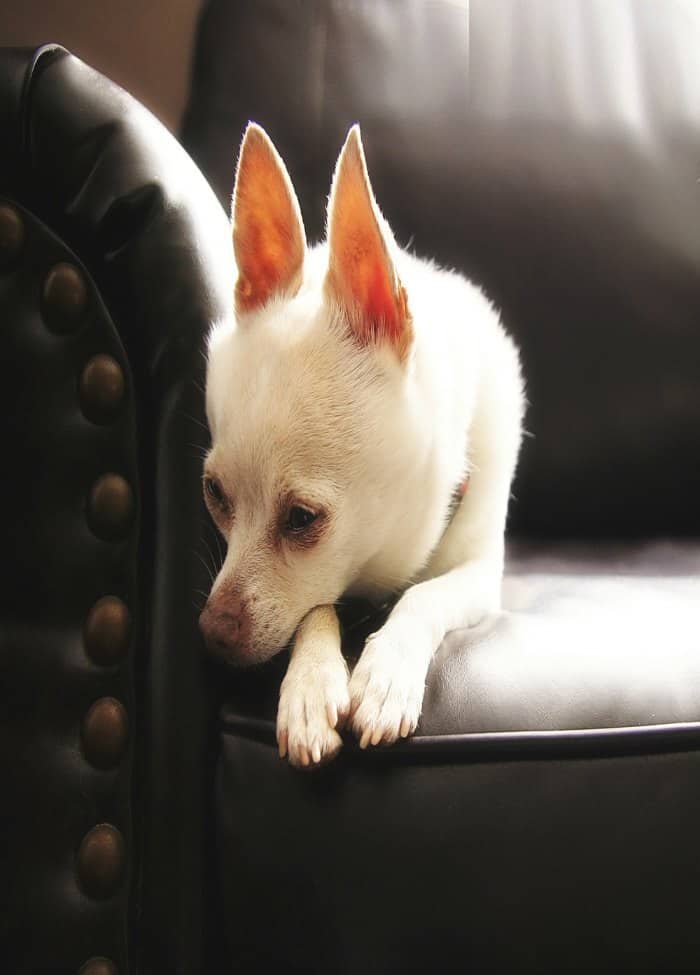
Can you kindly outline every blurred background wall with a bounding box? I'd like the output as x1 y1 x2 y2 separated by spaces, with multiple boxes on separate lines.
0 0 203 132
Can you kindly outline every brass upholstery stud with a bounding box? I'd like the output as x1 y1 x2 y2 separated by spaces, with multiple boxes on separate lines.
0 203 24 266
82 697 129 769
88 473 134 541
42 262 88 333
84 596 131 665
79 354 125 424
79 958 119 975
76 824 125 900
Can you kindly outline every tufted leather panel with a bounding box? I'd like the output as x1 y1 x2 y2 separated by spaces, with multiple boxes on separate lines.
0 204 138 973
0 46 233 974
183 0 700 538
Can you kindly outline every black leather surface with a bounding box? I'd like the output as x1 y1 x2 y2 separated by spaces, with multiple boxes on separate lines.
0 45 233 974
183 0 700 538
218 734 700 974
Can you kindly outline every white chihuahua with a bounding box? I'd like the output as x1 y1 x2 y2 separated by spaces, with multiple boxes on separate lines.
200 123 524 768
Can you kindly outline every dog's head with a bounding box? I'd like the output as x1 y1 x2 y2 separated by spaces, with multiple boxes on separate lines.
200 124 418 666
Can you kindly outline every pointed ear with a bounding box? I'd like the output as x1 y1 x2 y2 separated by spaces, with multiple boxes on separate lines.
325 126 412 362
232 123 306 315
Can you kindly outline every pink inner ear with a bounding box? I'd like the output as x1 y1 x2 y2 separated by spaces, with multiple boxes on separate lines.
232 125 305 315
236 220 296 313
326 127 413 361
330 236 412 360
362 260 405 344
331 227 412 358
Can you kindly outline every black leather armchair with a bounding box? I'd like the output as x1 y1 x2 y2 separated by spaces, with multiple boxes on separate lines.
3 1 700 972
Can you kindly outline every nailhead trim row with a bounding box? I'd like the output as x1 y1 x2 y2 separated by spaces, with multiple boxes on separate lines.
26 222 136 972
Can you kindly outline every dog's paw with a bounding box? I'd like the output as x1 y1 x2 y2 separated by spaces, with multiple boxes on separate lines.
348 629 426 748
276 659 350 769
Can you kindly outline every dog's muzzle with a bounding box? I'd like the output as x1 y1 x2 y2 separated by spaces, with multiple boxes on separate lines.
199 592 252 664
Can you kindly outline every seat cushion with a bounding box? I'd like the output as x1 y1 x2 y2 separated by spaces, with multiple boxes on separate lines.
421 539 700 736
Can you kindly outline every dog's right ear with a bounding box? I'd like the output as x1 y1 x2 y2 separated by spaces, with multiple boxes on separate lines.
231 123 306 316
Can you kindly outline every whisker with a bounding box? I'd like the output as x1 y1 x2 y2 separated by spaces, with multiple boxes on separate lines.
193 550 215 587
180 410 210 434
187 443 210 458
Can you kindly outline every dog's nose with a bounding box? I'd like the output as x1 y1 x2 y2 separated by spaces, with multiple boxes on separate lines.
199 596 251 662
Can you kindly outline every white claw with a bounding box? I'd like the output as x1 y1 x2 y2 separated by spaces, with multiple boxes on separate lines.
278 729 288 758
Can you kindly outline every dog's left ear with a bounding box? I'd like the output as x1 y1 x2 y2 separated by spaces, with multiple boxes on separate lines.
325 126 413 363
232 123 307 316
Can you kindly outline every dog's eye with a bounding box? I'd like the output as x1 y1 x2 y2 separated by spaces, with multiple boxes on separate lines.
285 505 318 534
204 476 225 507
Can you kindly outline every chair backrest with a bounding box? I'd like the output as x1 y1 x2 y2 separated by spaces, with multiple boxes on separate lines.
183 0 700 538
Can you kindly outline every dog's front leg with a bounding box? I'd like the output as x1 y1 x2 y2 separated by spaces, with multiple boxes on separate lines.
277 604 350 768
348 553 503 748
348 401 518 748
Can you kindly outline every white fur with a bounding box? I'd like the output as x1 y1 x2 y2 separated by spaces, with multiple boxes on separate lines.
204 129 524 767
